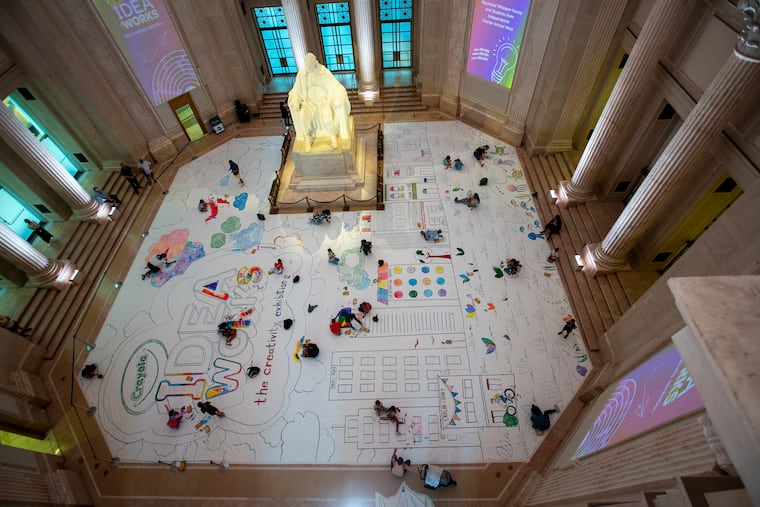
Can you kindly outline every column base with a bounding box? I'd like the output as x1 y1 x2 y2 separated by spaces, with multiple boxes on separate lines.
501 118 525 147
557 180 595 208
28 259 78 291
358 84 379 105
72 202 112 224
579 243 629 277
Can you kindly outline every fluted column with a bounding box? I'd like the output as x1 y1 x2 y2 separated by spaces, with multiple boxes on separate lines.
0 222 77 290
439 1 469 116
281 0 309 70
0 105 110 224
557 0 685 206
581 5 760 276
354 0 380 102
547 0 627 152
503 0 560 146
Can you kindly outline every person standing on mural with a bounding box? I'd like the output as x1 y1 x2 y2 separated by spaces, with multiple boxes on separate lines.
227 160 244 186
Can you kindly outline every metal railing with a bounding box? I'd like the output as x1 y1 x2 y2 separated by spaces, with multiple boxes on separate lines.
268 125 385 213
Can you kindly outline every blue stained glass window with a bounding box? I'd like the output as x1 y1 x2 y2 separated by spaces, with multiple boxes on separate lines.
253 7 297 75
316 3 355 71
379 1 413 68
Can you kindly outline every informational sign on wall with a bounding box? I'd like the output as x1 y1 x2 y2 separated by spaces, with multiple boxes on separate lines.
92 0 199 105
466 0 531 89
572 343 704 459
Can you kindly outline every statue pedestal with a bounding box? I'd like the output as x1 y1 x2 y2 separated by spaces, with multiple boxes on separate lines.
289 119 364 191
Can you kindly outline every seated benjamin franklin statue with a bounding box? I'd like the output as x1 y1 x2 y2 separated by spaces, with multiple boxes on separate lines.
288 53 351 151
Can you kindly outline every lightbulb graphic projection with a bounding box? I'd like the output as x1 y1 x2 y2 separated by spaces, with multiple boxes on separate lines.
466 0 531 89
490 42 518 84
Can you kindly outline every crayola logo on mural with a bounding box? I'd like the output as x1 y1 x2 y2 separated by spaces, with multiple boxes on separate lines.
121 339 167 415
111 0 159 30
132 354 148 401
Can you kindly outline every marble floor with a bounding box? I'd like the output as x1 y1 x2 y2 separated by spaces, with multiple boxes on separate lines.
79 121 589 469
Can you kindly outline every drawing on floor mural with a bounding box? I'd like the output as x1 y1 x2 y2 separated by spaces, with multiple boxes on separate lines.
82 122 589 466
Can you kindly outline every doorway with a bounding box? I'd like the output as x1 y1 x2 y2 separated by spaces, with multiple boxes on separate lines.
643 174 743 272
168 93 206 142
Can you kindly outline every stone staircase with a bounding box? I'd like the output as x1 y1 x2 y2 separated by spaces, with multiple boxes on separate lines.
519 150 660 351
14 168 169 359
256 84 427 121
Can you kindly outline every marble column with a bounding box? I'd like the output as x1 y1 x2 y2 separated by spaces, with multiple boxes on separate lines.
581 6 760 276
0 222 77 290
281 0 309 70
0 105 111 224
557 0 685 206
502 0 560 146
354 0 380 103
547 0 627 152
438 1 469 116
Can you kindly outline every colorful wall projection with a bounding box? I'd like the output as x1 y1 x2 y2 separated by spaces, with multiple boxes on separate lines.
572 343 704 459
92 0 199 105
466 0 531 89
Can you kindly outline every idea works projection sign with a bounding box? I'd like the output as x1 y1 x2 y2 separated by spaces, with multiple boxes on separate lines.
92 0 200 105
466 0 531 89
572 343 704 459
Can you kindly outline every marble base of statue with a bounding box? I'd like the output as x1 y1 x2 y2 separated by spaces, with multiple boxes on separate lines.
289 118 363 191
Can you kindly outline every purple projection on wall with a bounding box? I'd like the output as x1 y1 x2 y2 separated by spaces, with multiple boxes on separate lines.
572 343 704 459
466 0 531 89
92 0 199 106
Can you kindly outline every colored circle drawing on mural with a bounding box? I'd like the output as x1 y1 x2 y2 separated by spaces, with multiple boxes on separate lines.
394 290 403 299
421 266 430 273
408 278 417 286
424 289 433 297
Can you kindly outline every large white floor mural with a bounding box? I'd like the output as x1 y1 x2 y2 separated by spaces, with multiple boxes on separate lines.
81 121 589 466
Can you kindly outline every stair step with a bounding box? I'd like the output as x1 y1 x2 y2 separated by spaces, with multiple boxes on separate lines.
518 149 660 352
520 153 600 350
18 174 148 356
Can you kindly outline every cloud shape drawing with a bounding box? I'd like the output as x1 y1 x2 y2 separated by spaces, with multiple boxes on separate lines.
230 223 263 251
233 193 248 210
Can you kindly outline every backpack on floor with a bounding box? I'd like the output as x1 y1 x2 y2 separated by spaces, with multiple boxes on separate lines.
479 177 488 186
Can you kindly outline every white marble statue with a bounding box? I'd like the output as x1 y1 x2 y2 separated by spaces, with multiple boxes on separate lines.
288 53 351 151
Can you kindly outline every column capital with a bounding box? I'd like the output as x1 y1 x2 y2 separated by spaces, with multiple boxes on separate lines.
557 179 594 207
579 242 629 277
